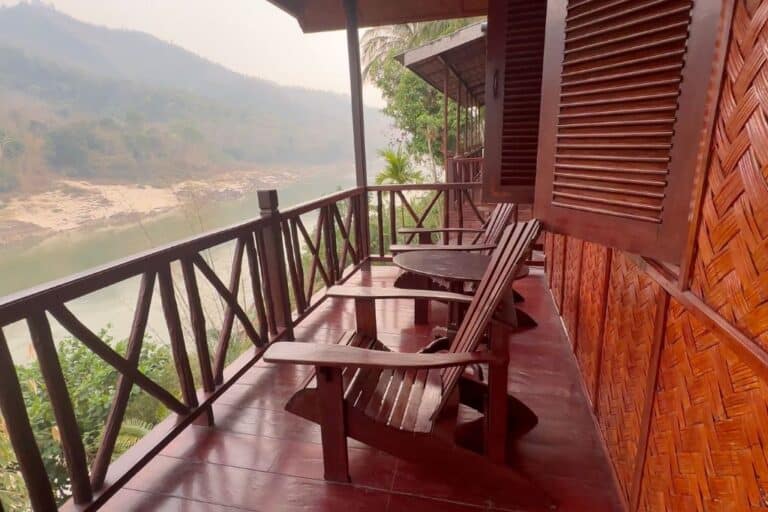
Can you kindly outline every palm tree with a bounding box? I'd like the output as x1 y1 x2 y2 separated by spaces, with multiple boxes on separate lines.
361 20 480 81
375 147 423 185
376 147 423 228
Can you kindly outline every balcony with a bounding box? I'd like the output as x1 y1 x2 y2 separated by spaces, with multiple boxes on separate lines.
0 183 621 511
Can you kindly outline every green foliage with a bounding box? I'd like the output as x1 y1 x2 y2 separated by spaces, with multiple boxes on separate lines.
362 20 482 174
375 146 423 185
0 331 179 509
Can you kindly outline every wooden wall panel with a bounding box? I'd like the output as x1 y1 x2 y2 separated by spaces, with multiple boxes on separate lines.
562 237 584 346
551 233 566 312
689 0 768 353
597 253 664 501
575 242 610 405
639 299 768 511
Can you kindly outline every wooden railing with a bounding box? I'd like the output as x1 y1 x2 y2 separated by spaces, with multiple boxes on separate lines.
452 157 484 183
0 182 483 511
368 182 485 257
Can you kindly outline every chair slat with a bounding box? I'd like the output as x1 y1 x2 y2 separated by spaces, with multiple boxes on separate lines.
377 369 405 423
402 369 429 431
388 369 417 429
363 369 394 418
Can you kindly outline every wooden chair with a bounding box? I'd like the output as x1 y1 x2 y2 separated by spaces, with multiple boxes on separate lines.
264 220 555 510
390 202 515 254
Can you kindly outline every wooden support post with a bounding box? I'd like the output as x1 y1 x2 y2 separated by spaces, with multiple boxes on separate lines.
343 0 370 261
316 366 350 482
456 78 462 155
377 190 384 257
464 88 469 152
258 190 294 340
443 63 449 179
0 329 57 511
486 320 510 464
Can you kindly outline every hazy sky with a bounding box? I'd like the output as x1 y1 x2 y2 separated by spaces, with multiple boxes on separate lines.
0 0 386 107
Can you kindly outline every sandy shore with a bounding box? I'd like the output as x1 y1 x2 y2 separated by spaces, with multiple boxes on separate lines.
0 168 297 246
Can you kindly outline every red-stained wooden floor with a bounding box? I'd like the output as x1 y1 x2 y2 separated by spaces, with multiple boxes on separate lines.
111 266 623 511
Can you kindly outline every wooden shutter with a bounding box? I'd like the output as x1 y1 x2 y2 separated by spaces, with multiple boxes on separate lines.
482 0 546 204
534 0 725 264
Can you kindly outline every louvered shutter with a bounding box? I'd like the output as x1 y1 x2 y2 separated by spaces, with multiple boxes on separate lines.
534 0 723 264
482 0 546 204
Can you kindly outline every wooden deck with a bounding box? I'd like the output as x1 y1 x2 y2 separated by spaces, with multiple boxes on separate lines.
106 266 623 511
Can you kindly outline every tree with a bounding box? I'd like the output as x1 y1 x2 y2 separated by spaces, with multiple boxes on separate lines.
374 146 423 185
361 19 482 178
375 146 423 227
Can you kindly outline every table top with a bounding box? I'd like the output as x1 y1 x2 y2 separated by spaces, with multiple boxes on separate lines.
393 250 490 283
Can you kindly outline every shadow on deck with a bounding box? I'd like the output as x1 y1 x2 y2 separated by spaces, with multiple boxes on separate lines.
108 266 623 511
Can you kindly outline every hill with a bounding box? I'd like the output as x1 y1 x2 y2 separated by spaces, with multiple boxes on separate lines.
0 2 391 193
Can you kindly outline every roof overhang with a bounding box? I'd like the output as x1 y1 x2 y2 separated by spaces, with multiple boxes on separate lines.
397 23 486 105
266 0 488 33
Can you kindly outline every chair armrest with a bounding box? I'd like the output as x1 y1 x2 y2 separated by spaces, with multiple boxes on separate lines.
264 342 496 369
327 285 472 304
390 243 496 253
397 227 485 235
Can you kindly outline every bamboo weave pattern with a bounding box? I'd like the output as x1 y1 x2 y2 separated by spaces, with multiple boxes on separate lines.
575 242 610 405
562 237 584 346
639 299 768 511
598 253 663 501
690 0 768 352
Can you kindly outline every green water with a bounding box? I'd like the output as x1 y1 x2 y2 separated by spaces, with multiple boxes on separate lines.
0 168 357 360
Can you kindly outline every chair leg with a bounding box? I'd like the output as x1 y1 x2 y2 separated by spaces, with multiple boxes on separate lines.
486 322 509 464
316 366 350 482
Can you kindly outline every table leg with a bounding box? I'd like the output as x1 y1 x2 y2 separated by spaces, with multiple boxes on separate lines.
414 275 430 324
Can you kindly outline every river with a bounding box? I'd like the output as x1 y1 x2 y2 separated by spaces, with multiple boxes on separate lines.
0 167 357 361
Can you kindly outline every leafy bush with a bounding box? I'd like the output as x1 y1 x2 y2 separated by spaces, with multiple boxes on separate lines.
0 330 179 510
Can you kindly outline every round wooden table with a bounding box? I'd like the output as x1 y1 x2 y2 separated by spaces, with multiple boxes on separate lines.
392 251 531 333
393 251 489 286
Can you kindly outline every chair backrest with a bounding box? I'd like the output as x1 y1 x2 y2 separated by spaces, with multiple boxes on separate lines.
476 203 516 253
436 219 540 414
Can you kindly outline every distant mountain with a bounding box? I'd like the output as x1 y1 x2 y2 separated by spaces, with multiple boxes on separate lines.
0 2 391 192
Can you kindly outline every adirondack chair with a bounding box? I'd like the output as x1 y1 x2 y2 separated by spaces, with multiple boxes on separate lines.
389 202 515 254
264 221 555 510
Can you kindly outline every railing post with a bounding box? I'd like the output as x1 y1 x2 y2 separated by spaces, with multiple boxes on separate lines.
444 159 455 244
258 190 294 341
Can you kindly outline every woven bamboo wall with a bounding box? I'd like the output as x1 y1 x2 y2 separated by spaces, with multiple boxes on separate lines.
689 0 768 353
596 254 664 502
639 299 768 511
562 237 583 345
574 242 611 405
551 233 566 312
544 231 553 282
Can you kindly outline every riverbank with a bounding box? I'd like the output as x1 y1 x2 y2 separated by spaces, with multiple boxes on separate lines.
0 168 298 246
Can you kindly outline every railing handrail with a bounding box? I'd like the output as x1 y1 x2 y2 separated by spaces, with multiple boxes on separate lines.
368 182 480 192
280 186 364 218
